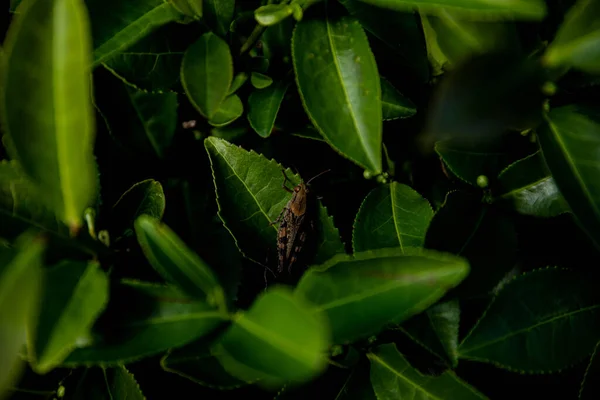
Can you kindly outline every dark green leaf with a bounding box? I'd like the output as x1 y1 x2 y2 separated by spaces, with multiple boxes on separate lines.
425 191 517 298
248 81 289 138
262 18 294 63
537 105 600 249
294 248 469 344
87 0 182 66
110 179 166 240
68 366 145 400
0 232 45 395
334 360 377 400
355 0 546 19
544 0 600 74
352 182 433 253
208 95 244 127
495 151 570 218
64 280 226 365
2 0 99 232
368 343 486 400
213 286 330 388
380 78 416 121
293 2 382 173
32 261 109 374
580 341 600 400
250 72 273 89
169 0 202 19
182 32 233 119
228 72 249 95
459 267 600 372
134 215 227 311
203 0 234 37
204 136 344 268
255 4 294 27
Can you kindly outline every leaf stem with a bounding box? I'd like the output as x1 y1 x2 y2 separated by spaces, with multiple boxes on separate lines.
239 23 267 56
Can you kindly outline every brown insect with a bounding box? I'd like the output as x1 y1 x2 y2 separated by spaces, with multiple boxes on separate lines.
270 169 330 274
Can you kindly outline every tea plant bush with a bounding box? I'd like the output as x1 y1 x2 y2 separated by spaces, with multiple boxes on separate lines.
1 0 600 399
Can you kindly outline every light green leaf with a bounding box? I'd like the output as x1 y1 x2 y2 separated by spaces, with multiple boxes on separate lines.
169 0 202 19
182 32 233 119
255 4 294 26
0 231 45 396
536 105 600 249
356 0 546 19
352 182 433 253
68 366 145 400
292 1 382 173
495 151 570 218
228 72 249 95
2 0 99 232
134 215 227 312
294 248 469 344
204 0 235 37
544 0 600 74
380 78 416 121
204 136 344 269
459 267 600 372
208 95 244 127
580 341 600 400
368 343 486 400
213 286 330 388
250 72 273 89
64 280 226 365
87 0 182 66
31 261 109 374
248 81 289 138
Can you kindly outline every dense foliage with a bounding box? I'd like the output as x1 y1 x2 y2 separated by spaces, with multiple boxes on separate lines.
1 0 600 399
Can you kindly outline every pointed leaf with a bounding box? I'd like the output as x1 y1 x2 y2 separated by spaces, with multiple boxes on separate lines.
537 105 600 249
134 215 227 311
250 72 273 89
204 136 344 268
208 94 243 127
355 0 546 19
69 366 145 400
110 179 166 240
64 280 226 365
213 286 330 388
352 182 433 253
580 341 600 400
544 0 600 74
368 343 486 400
228 72 249 95
380 78 416 121
182 32 233 119
248 81 289 138
203 0 234 37
495 151 570 218
169 0 202 19
294 248 469 344
2 0 99 232
459 267 600 372
292 1 382 173
0 232 45 395
87 0 182 66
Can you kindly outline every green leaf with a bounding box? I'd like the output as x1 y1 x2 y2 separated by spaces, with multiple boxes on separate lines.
368 343 486 400
401 300 460 367
352 182 433 253
495 151 570 218
294 248 469 344
208 95 244 127
204 0 235 37
248 81 289 138
87 0 182 66
161 342 247 389
255 4 294 26
64 280 226 365
2 0 99 232
110 179 166 240
68 366 145 400
537 105 600 249
182 32 233 119
134 215 227 312
228 72 249 95
355 0 546 19
213 286 330 388
169 0 202 19
204 136 344 268
544 0 600 74
425 191 517 298
580 341 600 400
0 232 45 395
292 1 382 173
31 261 108 374
380 78 416 121
459 267 600 372
250 72 274 89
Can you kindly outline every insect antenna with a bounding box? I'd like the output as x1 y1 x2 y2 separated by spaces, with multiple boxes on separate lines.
306 169 331 185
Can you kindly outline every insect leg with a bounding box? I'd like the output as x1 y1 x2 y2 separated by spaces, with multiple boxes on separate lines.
269 208 286 226
281 170 294 193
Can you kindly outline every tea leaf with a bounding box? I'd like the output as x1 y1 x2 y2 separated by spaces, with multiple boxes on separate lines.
68 366 145 400
204 0 234 37
248 81 289 138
